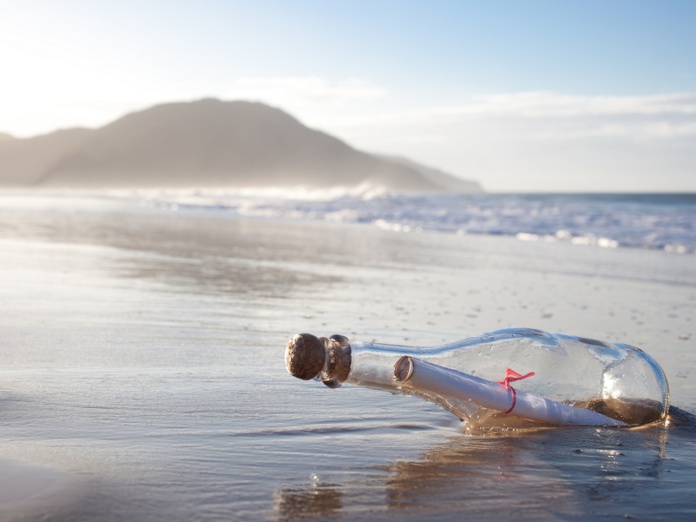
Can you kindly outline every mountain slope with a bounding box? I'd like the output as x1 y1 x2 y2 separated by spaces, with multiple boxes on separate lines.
0 99 480 192
0 128 92 186
377 154 482 193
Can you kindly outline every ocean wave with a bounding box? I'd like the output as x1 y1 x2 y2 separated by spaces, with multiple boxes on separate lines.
141 190 695 254
8 189 689 254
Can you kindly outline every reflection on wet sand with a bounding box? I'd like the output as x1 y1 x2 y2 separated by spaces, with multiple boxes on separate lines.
274 479 343 521
0 209 344 298
381 433 578 520
273 418 679 521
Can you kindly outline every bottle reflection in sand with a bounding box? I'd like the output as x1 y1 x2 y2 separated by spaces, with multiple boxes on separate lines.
273 475 342 522
382 424 671 518
273 419 675 520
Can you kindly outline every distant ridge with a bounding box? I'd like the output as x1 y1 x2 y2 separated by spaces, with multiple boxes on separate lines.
376 154 481 193
0 99 481 192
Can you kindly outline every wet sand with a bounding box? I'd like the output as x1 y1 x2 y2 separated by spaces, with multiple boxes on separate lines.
1 194 695 520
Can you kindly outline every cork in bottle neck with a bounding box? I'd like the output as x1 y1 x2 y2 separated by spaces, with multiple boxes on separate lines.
285 333 352 387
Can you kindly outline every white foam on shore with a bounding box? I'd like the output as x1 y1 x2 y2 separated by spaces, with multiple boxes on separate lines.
129 183 389 203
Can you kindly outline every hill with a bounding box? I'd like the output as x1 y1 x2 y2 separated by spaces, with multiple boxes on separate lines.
0 128 92 186
377 154 481 193
0 99 480 192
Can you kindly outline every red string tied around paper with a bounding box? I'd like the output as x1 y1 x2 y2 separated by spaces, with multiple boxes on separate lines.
498 368 535 414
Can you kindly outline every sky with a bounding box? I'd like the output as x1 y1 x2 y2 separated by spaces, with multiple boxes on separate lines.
1 0 695 192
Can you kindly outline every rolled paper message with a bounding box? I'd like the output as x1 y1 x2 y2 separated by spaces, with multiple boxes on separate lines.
393 356 627 427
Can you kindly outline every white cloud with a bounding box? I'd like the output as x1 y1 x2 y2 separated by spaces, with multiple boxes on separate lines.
460 92 696 118
560 121 696 140
335 91 696 123
226 76 387 104
329 91 696 143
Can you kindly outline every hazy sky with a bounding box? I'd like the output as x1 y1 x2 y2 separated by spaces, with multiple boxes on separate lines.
2 0 695 191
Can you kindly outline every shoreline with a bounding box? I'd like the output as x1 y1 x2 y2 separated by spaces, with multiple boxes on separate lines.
1 189 694 256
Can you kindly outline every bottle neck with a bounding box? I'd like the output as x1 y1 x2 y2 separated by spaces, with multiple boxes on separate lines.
319 335 352 388
321 339 436 389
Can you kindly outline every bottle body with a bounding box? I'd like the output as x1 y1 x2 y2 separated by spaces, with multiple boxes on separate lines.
286 328 670 427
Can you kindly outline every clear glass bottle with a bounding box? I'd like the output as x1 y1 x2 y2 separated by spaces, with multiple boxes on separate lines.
285 328 670 428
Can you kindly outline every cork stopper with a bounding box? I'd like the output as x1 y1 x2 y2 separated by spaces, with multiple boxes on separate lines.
286 333 326 380
394 356 414 381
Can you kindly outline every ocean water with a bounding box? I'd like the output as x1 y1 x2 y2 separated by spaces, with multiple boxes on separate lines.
146 191 696 254
2 190 694 254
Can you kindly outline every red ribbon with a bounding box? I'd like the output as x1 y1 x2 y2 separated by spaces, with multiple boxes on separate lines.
498 368 535 414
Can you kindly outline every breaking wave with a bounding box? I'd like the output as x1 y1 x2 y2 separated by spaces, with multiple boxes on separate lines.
139 190 696 254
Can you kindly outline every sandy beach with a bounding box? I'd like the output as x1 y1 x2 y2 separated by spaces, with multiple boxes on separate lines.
1 193 695 520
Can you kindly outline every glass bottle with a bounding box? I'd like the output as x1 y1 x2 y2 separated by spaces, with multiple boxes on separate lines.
285 328 669 428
